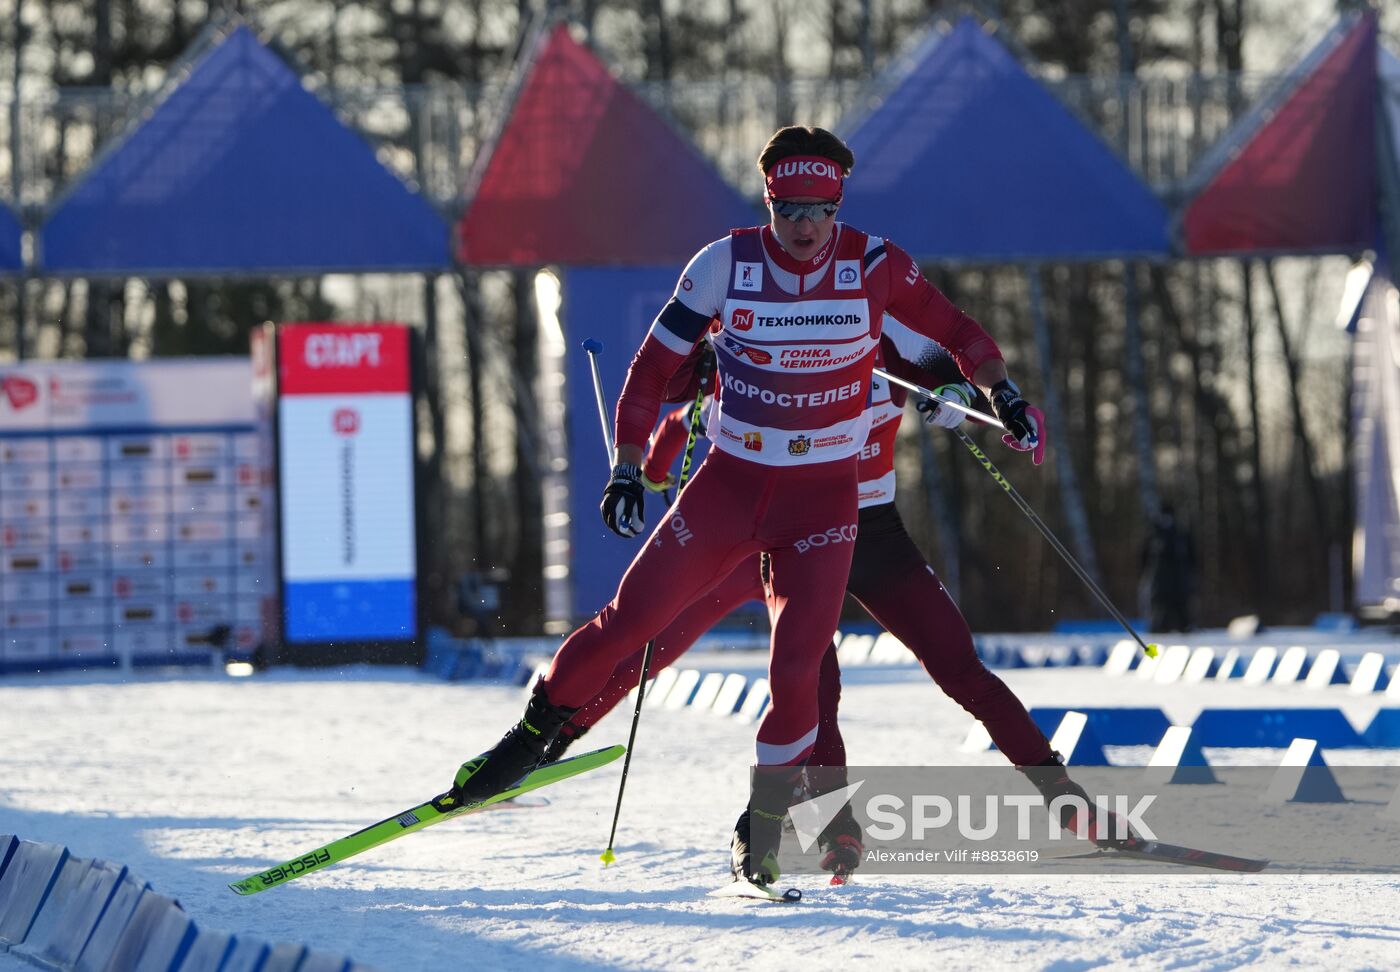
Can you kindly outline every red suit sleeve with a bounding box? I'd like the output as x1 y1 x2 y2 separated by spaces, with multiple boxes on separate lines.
881 241 1003 378
643 403 694 482
614 335 691 451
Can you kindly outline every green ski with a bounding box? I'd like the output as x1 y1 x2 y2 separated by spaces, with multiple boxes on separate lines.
229 744 625 895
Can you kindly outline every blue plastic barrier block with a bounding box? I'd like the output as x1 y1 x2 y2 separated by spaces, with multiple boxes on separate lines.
75 874 150 972
132 904 197 972
0 840 69 946
1264 740 1347 803
1313 612 1357 633
1363 709 1400 747
177 929 234 972
12 853 91 961
1145 727 1218 785
221 937 271 972
0 836 16 882
38 861 127 969
105 892 191 972
1055 717 1111 766
263 942 309 972
298 952 352 972
998 648 1028 669
1192 708 1365 748
1028 707 1171 746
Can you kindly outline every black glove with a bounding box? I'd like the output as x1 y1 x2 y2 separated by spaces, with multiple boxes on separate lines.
988 378 1046 465
600 462 646 538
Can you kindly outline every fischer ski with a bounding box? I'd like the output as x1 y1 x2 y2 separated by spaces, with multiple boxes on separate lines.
708 880 803 902
229 745 625 896
1054 837 1267 873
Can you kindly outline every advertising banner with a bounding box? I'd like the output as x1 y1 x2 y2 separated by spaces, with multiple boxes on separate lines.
276 323 417 645
0 358 261 672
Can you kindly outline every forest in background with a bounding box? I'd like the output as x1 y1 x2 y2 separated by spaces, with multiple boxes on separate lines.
0 0 1393 634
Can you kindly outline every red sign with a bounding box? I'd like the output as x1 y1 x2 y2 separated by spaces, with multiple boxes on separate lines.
1 375 39 410
333 408 361 436
730 308 754 332
278 323 411 396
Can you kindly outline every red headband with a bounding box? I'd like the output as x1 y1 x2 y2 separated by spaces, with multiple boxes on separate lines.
764 155 844 201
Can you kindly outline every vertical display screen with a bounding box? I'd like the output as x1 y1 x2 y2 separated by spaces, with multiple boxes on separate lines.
277 324 417 643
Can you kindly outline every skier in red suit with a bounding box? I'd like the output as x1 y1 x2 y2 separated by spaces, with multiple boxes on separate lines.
447 126 1046 885
548 323 1118 882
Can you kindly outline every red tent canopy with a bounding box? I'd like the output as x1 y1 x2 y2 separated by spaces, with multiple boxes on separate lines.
457 24 755 267
1182 13 1377 255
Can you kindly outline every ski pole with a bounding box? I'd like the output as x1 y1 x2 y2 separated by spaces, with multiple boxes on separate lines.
873 367 1008 430
597 345 714 865
874 367 1159 660
582 338 614 456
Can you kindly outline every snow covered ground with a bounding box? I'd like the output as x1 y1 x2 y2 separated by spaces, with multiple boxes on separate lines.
4 651 1400 970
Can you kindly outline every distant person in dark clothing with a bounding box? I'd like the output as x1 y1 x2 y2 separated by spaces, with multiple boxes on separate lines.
1143 503 1196 632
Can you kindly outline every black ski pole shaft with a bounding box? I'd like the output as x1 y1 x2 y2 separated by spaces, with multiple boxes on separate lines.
951 427 1159 659
601 350 714 865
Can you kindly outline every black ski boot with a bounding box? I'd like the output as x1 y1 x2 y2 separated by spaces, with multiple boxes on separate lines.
817 803 864 880
441 692 579 808
729 809 784 886
729 768 794 885
540 722 589 765
1021 752 1134 849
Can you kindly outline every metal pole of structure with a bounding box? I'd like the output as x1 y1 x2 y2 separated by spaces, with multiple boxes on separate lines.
860 0 873 76
11 0 27 360
1115 0 1158 517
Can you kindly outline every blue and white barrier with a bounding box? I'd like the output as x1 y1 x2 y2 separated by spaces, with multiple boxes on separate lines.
1241 646 1279 685
1271 646 1312 684
1262 739 1346 803
1103 640 1140 676
0 836 369 971
665 669 702 709
1047 711 1109 766
1303 649 1348 689
1363 709 1400 747
1098 637 1400 701
712 674 748 716
1214 647 1243 680
690 672 725 711
1028 707 1171 746
1350 652 1386 694
1144 725 1217 784
736 678 771 723
1181 646 1218 683
1151 644 1192 683
1192 708 1365 748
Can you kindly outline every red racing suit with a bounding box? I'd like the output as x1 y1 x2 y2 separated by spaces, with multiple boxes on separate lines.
540 223 1003 767
570 321 1053 769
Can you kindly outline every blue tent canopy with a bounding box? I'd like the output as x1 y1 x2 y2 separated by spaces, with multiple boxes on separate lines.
42 26 449 275
838 18 1169 262
0 202 21 271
